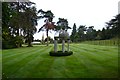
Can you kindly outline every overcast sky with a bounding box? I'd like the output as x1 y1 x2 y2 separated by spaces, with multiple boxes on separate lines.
30 0 119 40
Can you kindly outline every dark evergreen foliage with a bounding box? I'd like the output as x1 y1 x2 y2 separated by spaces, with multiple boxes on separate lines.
70 14 119 42
2 2 37 49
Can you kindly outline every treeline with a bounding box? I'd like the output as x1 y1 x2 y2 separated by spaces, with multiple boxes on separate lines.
2 2 38 49
70 14 120 42
2 1 71 49
2 2 120 49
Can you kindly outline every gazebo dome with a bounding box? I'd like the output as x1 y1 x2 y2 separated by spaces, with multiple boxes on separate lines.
59 30 69 39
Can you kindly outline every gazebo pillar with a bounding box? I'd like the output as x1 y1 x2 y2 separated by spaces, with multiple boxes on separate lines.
62 39 65 53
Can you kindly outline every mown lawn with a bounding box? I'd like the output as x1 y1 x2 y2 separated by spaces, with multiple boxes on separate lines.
82 39 119 46
2 43 118 78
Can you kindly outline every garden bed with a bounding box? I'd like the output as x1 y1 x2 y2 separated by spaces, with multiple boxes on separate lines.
49 51 73 56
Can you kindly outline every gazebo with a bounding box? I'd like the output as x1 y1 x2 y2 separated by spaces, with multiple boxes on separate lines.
49 29 73 56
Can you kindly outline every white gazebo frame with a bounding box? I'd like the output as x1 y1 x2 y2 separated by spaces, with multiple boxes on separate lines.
54 36 70 53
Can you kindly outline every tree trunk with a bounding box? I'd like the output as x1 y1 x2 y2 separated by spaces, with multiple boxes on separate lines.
16 2 21 47
46 29 49 46
28 39 32 47
27 34 32 47
17 2 19 36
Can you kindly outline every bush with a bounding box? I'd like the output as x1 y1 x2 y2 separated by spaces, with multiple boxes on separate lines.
2 39 16 49
2 36 23 49
49 51 73 56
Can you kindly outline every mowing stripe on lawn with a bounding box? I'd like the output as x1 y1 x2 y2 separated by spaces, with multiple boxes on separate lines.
3 47 44 65
69 45 118 78
46 57 67 78
70 44 118 68
76 47 118 69
51 44 106 78
46 45 68 78
2 47 36 56
71 44 118 58
3 46 49 65
3 45 46 59
2 43 118 78
23 46 54 78
71 44 117 60
7 46 53 78
2 46 42 58
65 54 91 78
3 46 51 77
65 45 104 78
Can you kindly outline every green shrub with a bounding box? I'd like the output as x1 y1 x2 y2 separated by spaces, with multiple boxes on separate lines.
49 51 73 56
2 36 23 49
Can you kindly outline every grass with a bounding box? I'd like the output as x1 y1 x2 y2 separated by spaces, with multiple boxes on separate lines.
82 39 119 46
2 43 118 78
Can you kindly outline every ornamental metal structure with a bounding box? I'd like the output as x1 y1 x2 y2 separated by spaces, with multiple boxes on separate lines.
54 29 70 52
49 29 73 56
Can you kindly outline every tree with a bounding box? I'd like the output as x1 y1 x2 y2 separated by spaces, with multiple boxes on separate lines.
70 23 77 42
95 30 102 40
105 14 119 38
2 2 18 49
55 18 71 31
117 14 120 38
77 25 86 41
10 1 34 47
22 6 38 47
38 9 55 46
10 2 37 47
44 36 53 43
86 26 96 40
2 2 38 48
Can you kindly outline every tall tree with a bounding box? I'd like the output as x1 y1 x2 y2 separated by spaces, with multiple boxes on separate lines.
55 18 71 31
22 6 38 47
117 14 120 38
70 23 77 42
55 18 71 42
77 25 86 41
105 14 119 38
10 2 37 47
86 26 96 40
2 2 22 48
2 2 38 48
38 9 55 46
95 29 102 40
